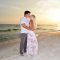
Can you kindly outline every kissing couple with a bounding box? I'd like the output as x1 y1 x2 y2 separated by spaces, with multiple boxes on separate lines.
20 10 38 56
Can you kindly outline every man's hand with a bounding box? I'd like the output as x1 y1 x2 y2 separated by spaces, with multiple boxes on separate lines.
21 23 32 30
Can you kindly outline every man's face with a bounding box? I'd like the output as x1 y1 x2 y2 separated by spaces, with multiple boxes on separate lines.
26 13 31 18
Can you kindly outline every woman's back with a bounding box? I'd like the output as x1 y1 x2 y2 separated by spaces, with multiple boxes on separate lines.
29 20 34 31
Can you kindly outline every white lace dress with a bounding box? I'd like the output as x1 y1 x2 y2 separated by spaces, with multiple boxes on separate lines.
27 30 38 56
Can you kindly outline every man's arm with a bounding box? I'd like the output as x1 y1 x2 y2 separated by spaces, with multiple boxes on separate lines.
21 23 32 30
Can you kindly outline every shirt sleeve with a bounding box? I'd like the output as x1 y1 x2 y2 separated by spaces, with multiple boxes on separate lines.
20 18 26 25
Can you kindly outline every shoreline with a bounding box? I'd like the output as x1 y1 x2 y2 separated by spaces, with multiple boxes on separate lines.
0 31 60 49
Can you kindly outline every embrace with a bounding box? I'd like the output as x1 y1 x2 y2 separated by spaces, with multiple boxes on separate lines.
19 10 38 56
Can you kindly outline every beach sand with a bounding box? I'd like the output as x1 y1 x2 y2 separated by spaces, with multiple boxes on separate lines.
0 32 60 60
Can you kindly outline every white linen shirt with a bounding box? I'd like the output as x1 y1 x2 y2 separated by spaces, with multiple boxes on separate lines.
20 17 30 33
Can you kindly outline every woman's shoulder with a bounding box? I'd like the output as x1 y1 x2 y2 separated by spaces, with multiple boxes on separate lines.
30 20 33 23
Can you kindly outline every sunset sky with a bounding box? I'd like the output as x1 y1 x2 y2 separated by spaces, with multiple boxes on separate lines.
0 0 60 25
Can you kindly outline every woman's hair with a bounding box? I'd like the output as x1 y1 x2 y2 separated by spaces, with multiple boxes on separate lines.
31 15 35 18
31 14 37 29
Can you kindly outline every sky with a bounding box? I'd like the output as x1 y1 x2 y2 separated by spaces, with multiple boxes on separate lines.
0 0 60 25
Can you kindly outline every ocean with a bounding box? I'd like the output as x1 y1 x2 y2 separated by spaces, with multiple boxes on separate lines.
0 24 60 42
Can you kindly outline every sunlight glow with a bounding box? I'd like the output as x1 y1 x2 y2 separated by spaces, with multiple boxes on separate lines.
46 8 60 24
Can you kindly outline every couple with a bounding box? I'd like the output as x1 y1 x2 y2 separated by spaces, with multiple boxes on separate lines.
20 11 38 56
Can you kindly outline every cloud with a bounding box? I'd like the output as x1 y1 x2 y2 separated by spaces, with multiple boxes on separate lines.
36 0 60 8
32 0 60 15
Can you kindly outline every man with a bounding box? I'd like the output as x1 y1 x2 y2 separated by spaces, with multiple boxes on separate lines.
20 11 31 55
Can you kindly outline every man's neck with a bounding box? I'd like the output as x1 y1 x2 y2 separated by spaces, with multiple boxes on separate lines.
24 16 30 21
24 16 28 18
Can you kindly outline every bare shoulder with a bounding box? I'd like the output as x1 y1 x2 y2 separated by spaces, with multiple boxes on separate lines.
30 20 33 24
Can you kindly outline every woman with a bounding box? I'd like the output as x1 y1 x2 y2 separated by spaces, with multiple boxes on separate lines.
27 15 38 56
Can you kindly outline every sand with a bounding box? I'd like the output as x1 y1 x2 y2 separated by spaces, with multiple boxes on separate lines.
0 32 60 60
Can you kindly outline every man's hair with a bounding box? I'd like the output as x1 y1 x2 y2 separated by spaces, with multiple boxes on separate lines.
24 10 31 15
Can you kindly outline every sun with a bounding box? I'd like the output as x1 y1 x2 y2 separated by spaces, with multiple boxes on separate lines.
46 8 60 24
